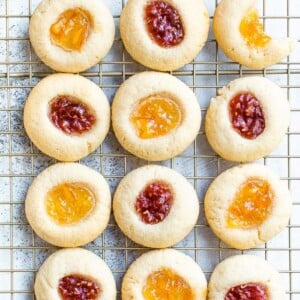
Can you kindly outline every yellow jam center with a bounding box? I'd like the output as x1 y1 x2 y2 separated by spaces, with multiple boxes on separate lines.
240 10 271 47
50 7 92 51
46 183 95 225
143 268 193 300
227 178 273 229
130 96 181 139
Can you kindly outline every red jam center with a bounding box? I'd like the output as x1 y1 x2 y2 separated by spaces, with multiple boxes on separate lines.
229 93 265 139
58 275 101 300
135 181 173 224
145 1 184 47
49 95 96 135
225 283 268 300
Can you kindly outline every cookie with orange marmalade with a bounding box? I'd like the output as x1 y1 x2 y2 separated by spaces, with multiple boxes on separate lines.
122 249 207 300
35 248 116 300
24 73 110 162
113 165 199 248
120 0 209 71
204 164 291 250
25 163 111 247
213 0 296 68
205 77 290 162
208 255 285 300
112 72 201 161
29 0 115 73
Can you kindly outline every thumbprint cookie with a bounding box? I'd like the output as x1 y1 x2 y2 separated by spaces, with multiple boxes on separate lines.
208 255 285 300
120 0 209 71
204 164 291 250
24 73 110 162
213 0 296 68
113 165 199 248
122 249 207 300
205 77 290 162
112 71 201 161
35 248 116 300
25 163 111 247
30 0 115 73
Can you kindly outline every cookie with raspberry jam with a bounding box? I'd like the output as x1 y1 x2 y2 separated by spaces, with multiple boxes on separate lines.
120 0 209 71
29 0 115 73
112 71 201 161
113 165 199 248
205 77 290 162
35 248 116 300
122 249 207 300
25 162 111 247
24 73 110 161
204 164 291 250
208 255 285 300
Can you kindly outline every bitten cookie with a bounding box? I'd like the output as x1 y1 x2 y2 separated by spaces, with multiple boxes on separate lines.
204 164 291 250
24 73 110 162
122 249 207 300
208 255 285 300
205 76 290 162
112 71 201 161
30 0 115 73
120 0 209 71
213 0 296 68
35 248 116 300
25 163 111 247
113 165 199 248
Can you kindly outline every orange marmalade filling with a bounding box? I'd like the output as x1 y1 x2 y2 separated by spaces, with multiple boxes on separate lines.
227 178 273 229
130 96 181 139
46 183 95 225
143 268 193 300
240 10 271 47
50 8 93 51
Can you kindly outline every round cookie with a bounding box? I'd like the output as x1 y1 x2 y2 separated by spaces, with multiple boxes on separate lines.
204 163 291 250
112 71 201 161
25 162 111 247
30 0 115 73
213 0 296 68
205 76 290 162
120 0 209 71
113 165 199 248
122 249 207 300
35 248 116 300
24 73 110 162
208 255 285 300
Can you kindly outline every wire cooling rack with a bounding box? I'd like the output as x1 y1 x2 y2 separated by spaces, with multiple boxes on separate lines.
0 0 300 299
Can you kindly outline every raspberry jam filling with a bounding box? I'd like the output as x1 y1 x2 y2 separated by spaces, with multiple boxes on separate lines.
145 1 184 47
225 283 268 300
46 182 95 225
50 7 93 51
135 181 173 224
49 95 96 135
227 178 273 229
58 274 101 300
130 95 181 139
143 268 193 300
240 10 271 48
229 93 265 139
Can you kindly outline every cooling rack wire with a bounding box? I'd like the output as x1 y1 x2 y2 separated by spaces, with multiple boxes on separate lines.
0 0 300 299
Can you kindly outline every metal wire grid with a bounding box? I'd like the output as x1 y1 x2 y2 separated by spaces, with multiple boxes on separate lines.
0 0 299 299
